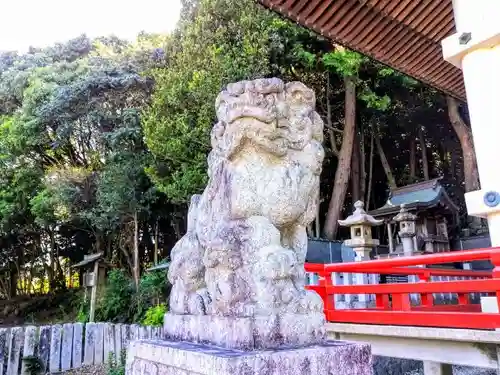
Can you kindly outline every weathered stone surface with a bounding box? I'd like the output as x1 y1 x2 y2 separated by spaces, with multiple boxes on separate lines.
164 312 325 350
126 339 372 375
372 357 495 375
84 323 96 366
130 325 139 342
121 325 130 351
167 78 326 349
139 326 148 340
114 324 122 361
103 323 115 363
72 323 83 369
7 327 23 375
151 327 159 340
61 323 74 371
38 326 51 371
49 325 62 373
21 326 37 375
94 323 104 365
0 328 7 375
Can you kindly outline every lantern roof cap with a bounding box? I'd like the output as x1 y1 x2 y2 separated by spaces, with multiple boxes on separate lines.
338 201 384 227
393 204 417 222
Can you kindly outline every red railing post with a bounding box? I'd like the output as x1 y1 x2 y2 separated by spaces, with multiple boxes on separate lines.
392 293 411 311
490 251 500 312
375 294 390 310
457 293 469 305
418 271 434 308
319 271 336 312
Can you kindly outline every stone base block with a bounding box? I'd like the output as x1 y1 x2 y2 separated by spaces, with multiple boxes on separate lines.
126 339 372 375
163 312 326 350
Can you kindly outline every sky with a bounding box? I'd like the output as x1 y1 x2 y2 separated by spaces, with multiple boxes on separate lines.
0 0 181 52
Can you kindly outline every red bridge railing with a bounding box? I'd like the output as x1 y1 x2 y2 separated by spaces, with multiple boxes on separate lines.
305 247 500 330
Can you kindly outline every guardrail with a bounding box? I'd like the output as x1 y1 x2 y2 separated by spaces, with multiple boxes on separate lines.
305 247 500 329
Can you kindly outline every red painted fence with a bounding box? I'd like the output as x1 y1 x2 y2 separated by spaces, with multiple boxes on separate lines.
305 247 500 330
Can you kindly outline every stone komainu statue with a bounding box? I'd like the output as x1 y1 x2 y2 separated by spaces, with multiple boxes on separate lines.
166 78 326 349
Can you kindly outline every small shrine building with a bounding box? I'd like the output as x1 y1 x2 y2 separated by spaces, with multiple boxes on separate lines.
369 178 459 257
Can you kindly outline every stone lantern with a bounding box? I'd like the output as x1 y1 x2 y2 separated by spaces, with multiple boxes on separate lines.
338 200 384 262
393 204 417 257
338 201 383 308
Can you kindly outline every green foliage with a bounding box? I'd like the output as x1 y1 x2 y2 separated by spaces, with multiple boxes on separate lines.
96 269 134 323
293 46 316 69
107 351 126 375
89 269 167 324
0 34 172 295
322 49 366 77
358 87 391 111
22 356 44 375
133 270 168 322
143 0 311 202
142 304 167 326
76 296 90 323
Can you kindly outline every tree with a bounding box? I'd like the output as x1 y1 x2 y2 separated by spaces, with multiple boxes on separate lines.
0 35 169 293
143 0 316 203
446 96 479 193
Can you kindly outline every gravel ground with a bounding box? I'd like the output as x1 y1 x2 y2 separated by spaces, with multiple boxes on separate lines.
374 357 495 375
55 364 106 375
404 369 495 375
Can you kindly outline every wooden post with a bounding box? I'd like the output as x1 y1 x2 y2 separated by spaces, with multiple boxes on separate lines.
89 260 99 323
387 222 394 253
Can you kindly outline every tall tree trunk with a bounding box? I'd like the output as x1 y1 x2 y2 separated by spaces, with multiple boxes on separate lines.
446 96 480 192
409 137 416 182
324 76 356 240
419 127 430 180
450 146 460 181
325 73 339 158
351 131 361 202
133 211 140 290
360 130 366 203
9 267 17 299
366 131 375 210
49 229 56 291
375 133 397 189
315 199 321 239
154 219 159 265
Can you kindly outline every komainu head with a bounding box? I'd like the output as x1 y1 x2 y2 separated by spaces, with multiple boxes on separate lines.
200 78 325 230
209 78 324 170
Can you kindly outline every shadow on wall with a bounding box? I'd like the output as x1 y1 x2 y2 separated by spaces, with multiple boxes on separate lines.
306 238 389 264
305 239 353 264
452 234 493 271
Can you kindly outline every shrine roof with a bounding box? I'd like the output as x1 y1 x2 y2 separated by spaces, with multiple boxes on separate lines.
368 178 459 218
257 0 465 101
72 252 103 268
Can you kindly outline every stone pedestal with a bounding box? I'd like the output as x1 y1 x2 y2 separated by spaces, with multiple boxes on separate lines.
126 339 372 375
163 312 326 350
